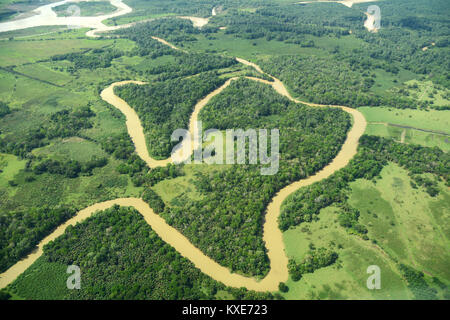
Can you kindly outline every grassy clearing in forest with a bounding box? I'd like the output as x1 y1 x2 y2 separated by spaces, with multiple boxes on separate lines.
349 163 450 281
0 39 111 67
183 32 325 60
359 107 450 134
282 206 410 300
153 164 229 206
405 80 450 107
281 163 449 299
0 153 26 187
364 124 450 152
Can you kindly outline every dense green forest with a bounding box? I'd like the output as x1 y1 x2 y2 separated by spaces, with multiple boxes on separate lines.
210 0 449 84
146 53 237 80
8 206 276 300
353 0 449 86
99 132 184 186
115 72 225 158
33 156 108 178
117 18 201 44
260 55 425 109
0 206 75 272
107 0 270 24
212 4 356 41
150 79 350 276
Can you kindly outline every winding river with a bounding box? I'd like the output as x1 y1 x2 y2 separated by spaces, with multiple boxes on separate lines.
297 0 378 8
0 9 367 293
0 0 212 37
0 0 132 34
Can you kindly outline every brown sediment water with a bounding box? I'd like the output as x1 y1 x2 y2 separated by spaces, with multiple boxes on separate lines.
297 0 378 8
150 36 185 51
0 0 133 35
100 80 171 168
178 16 210 28
296 0 381 32
0 1 211 38
0 37 367 292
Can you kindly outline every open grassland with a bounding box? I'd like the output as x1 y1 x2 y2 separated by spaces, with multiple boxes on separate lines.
364 124 450 152
153 164 229 206
13 62 73 86
183 32 326 60
282 163 449 299
32 137 108 162
370 68 417 94
0 70 81 111
405 80 450 107
359 107 450 134
349 163 450 281
360 106 450 151
0 26 67 40
0 153 26 187
282 206 410 299
0 38 113 67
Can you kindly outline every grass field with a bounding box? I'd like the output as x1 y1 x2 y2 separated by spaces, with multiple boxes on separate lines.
153 164 229 206
0 26 67 40
281 162 449 299
370 68 417 94
32 137 108 162
349 163 450 281
183 32 327 61
13 62 73 86
0 35 146 215
360 106 450 151
0 38 112 67
359 107 450 134
405 80 450 107
365 123 450 152
0 153 26 187
282 205 410 299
